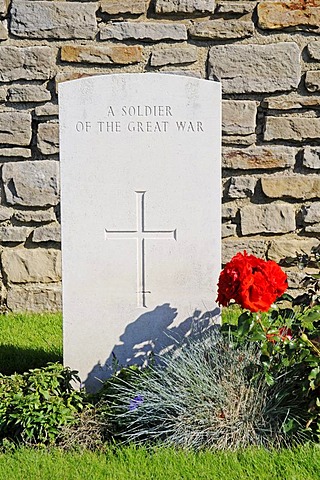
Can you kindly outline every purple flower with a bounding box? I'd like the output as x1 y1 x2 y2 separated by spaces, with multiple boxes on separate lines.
129 394 144 411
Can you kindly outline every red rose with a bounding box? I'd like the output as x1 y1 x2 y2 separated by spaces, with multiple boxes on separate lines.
216 251 288 312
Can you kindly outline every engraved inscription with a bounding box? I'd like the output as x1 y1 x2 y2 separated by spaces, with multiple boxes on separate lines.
74 104 205 135
105 191 177 308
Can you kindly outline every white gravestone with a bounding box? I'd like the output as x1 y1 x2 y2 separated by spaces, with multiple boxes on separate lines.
59 74 221 391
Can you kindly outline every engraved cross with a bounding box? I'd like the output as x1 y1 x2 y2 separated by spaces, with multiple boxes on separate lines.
105 191 177 308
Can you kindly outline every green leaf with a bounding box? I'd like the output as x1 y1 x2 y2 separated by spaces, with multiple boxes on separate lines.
237 312 253 337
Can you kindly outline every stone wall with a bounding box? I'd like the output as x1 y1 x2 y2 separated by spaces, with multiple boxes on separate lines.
0 0 319 311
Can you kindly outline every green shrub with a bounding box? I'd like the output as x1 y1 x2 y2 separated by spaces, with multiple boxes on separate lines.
98 331 304 450
0 363 85 446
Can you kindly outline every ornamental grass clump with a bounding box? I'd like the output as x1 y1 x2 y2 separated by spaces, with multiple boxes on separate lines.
99 331 304 450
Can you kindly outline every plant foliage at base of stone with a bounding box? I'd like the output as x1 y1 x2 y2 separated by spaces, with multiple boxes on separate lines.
0 363 85 446
99 331 305 450
221 249 320 441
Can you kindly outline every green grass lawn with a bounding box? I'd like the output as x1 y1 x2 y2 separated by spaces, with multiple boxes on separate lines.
0 312 62 375
0 311 319 479
0 444 319 480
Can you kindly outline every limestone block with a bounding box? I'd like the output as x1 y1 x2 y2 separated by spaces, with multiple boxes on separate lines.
222 146 296 170
286 269 306 290
304 202 320 224
0 226 31 242
222 223 237 238
2 248 61 283
0 46 54 82
222 239 268 264
208 43 300 94
228 176 256 198
0 0 9 15
7 84 51 103
11 1 98 39
189 19 254 39
216 2 256 13
262 93 320 110
258 1 320 30
307 41 320 60
155 0 215 13
222 204 238 219
303 147 320 169
35 103 59 117
151 45 197 66
0 111 32 146
32 223 61 243
305 224 320 233
61 45 143 65
264 117 320 142
37 122 59 155
261 176 320 200
0 148 31 158
241 204 296 235
14 209 56 223
2 161 60 207
222 100 256 136
0 206 13 222
223 134 256 146
305 71 320 93
0 20 8 40
268 238 319 263
6 284 62 312
100 0 146 14
100 22 188 41
0 86 6 101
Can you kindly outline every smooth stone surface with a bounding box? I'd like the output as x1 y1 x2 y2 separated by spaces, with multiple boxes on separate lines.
59 73 221 391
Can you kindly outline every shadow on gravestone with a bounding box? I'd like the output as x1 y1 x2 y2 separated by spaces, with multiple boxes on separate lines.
84 304 219 392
